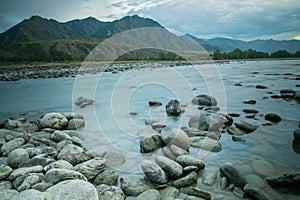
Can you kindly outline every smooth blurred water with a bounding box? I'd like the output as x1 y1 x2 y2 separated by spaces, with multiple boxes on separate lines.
0 59 300 197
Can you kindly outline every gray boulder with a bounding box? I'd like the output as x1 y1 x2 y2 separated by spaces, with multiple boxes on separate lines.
159 186 179 199
17 189 45 200
4 119 24 130
188 113 224 132
244 184 271 200
266 173 300 187
73 157 106 180
190 136 222 152
44 160 73 171
0 189 19 200
9 166 43 181
191 94 217 106
29 132 55 147
137 189 161 200
160 127 190 150
50 130 71 142
62 112 84 121
40 112 68 130
0 165 13 180
1 138 25 154
187 187 212 200
57 144 90 165
67 118 85 130
219 163 247 188
234 120 257 133
140 134 163 153
166 99 184 116
265 113 282 123
176 155 205 169
19 156 55 168
94 168 119 186
75 96 95 108
120 175 155 196
44 168 87 184
17 174 41 191
141 160 168 184
96 184 125 200
7 148 29 168
172 171 197 188
155 155 183 179
45 180 98 200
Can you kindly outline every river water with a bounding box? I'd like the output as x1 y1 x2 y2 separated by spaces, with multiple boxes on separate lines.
0 59 299 199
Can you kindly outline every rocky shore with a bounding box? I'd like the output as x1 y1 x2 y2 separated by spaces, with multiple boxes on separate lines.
1 88 299 199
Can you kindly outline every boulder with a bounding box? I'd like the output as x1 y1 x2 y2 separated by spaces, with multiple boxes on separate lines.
62 112 84 121
188 113 224 133
187 187 212 200
44 168 87 184
160 127 190 150
18 189 45 200
17 174 41 191
227 126 247 135
7 148 29 168
29 132 55 147
266 173 300 187
40 112 68 130
96 184 125 200
1 138 25 153
44 160 73 171
244 184 271 200
265 113 282 123
19 156 55 168
232 136 246 143
9 166 43 181
137 189 161 200
75 96 95 108
140 134 163 153
219 163 247 188
191 94 217 106
190 137 222 152
200 168 218 186
166 99 184 116
234 120 257 133
73 157 106 180
141 160 168 184
176 155 205 169
172 171 197 188
120 175 155 196
103 151 125 167
4 119 24 130
45 180 98 200
0 165 13 180
94 168 119 186
57 144 90 165
50 130 71 142
67 118 85 130
149 101 162 106
155 155 183 179
159 186 179 199
169 144 188 157
0 189 19 200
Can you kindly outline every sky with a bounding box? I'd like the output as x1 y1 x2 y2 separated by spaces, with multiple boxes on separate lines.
0 0 300 41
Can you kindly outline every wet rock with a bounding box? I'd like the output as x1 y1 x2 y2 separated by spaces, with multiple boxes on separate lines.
75 96 95 108
266 173 300 187
243 100 256 104
4 119 24 130
192 94 217 106
159 186 179 199
140 134 163 153
7 148 29 168
44 168 87 184
9 166 43 181
234 120 257 133
155 155 183 179
166 99 184 116
176 155 205 169
120 175 155 196
40 112 68 130
44 160 73 171
19 156 55 168
245 174 265 189
232 136 246 143
73 157 106 180
57 144 90 165
169 144 188 157
0 165 13 180
32 182 53 192
0 181 12 189
5 131 29 142
183 166 198 173
227 126 247 135
96 184 125 200
220 177 228 190
50 130 71 142
251 160 276 177
265 113 282 123
151 123 166 132
256 85 268 89
67 118 85 130
13 173 43 190
190 137 222 152
228 113 240 117
220 163 247 188
204 106 220 112
62 112 84 121
187 187 212 200
280 89 296 98
0 189 19 200
160 127 190 150
162 146 177 160
149 101 162 106
172 171 197 188
44 180 98 200
18 189 45 200
242 109 259 114
188 113 224 133
29 132 55 147
141 160 168 184
17 174 40 191
294 128 300 141
244 184 271 200
181 126 210 137
103 151 125 167
1 138 25 154
137 189 161 200
94 168 119 186
200 168 218 186
0 129 13 138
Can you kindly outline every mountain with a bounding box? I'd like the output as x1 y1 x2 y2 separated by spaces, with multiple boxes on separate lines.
205 37 300 54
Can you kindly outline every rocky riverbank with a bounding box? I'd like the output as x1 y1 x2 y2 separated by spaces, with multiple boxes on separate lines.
1 89 299 199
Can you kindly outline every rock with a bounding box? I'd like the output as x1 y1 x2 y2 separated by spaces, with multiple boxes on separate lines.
183 166 198 173
227 126 247 135
17 174 40 191
176 155 205 169
44 160 73 171
256 85 268 89
243 100 256 104
181 126 210 137
94 168 119 186
151 123 166 132
292 140 300 154
5 131 29 142
50 130 71 142
62 112 84 120
7 148 29 168
4 119 24 130
159 186 179 199
140 134 163 153
29 132 55 147
166 99 184 116
191 94 217 106
232 136 246 143
57 144 90 165
188 113 224 133
137 189 161 200
67 118 85 130
1 138 25 153
149 101 162 106
96 184 125 200
204 106 220 112
190 137 222 152
0 165 13 180
141 160 168 184
45 180 98 200
265 113 282 123
44 168 87 184
73 157 106 180
0 181 12 190
220 177 228 190
219 163 247 188
187 187 212 200
160 127 190 150
32 182 53 192
245 174 265 189
9 166 43 181
244 184 271 200
251 160 276 177
103 151 125 167
40 112 68 130
137 128 159 137
172 171 197 188
19 156 55 168
169 144 188 157
294 128 300 141
242 109 259 114
120 175 155 196
245 113 256 118
155 155 183 179
266 173 300 187
18 189 45 200
280 89 296 98
228 113 241 117
200 168 218 186
162 146 177 160
234 120 257 133
0 189 19 200
75 96 95 108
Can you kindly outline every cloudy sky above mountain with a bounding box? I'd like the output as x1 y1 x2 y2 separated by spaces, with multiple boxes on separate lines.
0 0 299 40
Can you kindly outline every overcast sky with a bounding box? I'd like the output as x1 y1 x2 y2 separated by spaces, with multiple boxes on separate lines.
0 0 299 40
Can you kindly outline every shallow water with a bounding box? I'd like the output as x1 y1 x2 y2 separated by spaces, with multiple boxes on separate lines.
0 59 300 198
